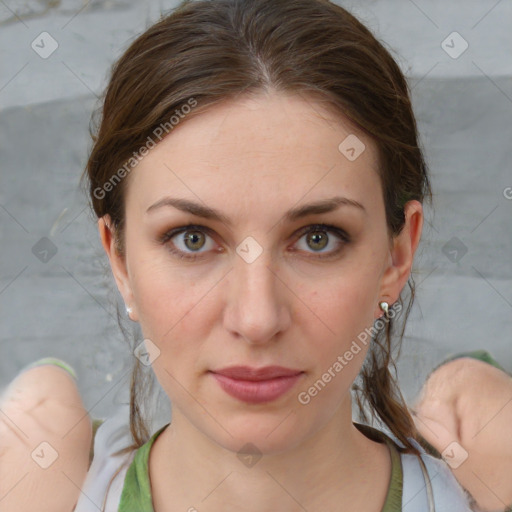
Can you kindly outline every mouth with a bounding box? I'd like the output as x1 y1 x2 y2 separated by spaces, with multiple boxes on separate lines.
209 366 304 404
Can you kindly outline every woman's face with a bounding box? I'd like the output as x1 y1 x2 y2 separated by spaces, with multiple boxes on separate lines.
101 91 421 453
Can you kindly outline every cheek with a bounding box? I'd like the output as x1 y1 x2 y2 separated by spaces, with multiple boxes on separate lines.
131 270 200 390
130 260 221 367
302 257 382 336
295 253 383 381
132 265 200 335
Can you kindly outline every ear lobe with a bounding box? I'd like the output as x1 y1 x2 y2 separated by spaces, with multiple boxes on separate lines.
378 200 423 308
98 216 136 318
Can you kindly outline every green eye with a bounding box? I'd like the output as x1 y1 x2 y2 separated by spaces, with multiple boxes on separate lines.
306 230 329 250
182 230 207 251
160 224 214 260
294 224 350 259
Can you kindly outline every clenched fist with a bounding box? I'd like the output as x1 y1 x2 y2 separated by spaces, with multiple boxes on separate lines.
0 362 92 512
412 356 512 512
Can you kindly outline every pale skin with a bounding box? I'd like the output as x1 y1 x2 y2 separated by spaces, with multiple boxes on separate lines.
413 357 512 511
99 90 423 512
0 90 423 512
3 92 510 512
0 366 91 512
4 361 512 511
0 90 512 512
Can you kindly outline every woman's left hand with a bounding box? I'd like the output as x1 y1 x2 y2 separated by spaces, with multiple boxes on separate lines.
412 357 512 512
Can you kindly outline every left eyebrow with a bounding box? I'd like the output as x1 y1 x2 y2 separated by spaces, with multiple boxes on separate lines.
145 195 366 227
285 196 366 222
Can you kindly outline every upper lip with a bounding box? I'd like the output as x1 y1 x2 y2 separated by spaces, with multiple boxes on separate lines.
211 366 303 381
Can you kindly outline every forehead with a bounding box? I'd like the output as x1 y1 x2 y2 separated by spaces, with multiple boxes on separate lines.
125 91 382 220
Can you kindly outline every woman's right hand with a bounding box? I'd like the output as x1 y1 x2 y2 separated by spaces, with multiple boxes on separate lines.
0 362 92 512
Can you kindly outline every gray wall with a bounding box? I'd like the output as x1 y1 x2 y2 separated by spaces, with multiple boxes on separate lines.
1 0 511 421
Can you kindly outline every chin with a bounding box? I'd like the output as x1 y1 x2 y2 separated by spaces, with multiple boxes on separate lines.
205 409 308 456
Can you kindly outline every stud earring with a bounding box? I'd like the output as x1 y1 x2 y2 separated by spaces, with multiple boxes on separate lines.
126 305 133 318
378 301 389 319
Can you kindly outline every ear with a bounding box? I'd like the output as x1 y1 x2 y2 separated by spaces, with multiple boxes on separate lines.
98 215 138 321
376 200 423 317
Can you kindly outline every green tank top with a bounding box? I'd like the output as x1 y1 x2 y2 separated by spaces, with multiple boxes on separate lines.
118 422 403 511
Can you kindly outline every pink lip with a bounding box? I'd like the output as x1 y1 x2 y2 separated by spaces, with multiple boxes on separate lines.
210 366 304 404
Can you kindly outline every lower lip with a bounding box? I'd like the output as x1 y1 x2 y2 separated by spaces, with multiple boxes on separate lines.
210 372 304 404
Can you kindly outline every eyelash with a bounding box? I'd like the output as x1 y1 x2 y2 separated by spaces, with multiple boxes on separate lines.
158 223 351 261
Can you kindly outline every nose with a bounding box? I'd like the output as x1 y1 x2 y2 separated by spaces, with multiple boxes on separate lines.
223 247 291 345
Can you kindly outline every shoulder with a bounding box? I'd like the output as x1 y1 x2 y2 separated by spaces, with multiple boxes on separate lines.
400 441 474 511
75 404 170 512
357 424 473 510
74 404 136 512
354 423 473 510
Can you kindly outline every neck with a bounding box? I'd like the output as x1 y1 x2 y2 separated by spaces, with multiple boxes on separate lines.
149 394 391 512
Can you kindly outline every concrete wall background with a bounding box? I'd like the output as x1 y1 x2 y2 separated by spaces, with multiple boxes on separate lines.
1 0 511 423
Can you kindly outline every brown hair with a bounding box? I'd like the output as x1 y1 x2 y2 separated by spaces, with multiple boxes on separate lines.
81 0 432 455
